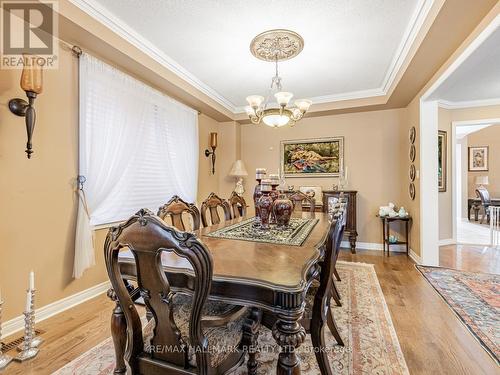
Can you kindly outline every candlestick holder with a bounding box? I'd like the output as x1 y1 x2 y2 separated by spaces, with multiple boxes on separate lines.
14 311 39 362
17 289 43 351
0 300 13 370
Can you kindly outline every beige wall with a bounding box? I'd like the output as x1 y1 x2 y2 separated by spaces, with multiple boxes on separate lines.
0 51 227 322
240 108 407 244
0 48 109 321
401 97 421 255
467 125 500 197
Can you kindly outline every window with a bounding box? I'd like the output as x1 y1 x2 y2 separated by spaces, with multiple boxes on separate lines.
74 53 198 277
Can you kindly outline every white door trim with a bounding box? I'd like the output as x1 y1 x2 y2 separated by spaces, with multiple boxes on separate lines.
417 15 499 265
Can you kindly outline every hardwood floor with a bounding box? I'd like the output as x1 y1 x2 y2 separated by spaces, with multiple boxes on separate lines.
2 246 498 375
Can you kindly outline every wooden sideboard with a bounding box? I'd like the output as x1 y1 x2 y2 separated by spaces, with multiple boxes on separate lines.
322 190 358 253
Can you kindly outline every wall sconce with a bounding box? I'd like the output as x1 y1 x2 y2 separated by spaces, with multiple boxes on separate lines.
204 132 217 174
8 55 43 159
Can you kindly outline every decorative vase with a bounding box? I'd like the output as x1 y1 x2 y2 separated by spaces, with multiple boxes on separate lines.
268 174 280 223
253 168 266 226
273 194 293 227
257 181 273 229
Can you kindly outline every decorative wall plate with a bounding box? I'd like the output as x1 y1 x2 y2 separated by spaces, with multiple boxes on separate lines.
409 164 416 182
409 126 416 144
409 183 416 200
409 144 416 162
250 29 304 62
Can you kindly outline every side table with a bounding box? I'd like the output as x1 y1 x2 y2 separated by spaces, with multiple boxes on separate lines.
379 216 412 256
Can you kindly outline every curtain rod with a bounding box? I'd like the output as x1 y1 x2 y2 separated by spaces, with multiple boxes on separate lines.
59 40 202 115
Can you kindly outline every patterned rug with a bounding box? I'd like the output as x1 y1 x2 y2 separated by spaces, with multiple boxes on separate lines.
54 262 409 375
205 217 318 246
417 265 499 364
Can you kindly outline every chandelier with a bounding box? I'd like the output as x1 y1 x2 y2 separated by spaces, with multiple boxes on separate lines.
245 29 312 128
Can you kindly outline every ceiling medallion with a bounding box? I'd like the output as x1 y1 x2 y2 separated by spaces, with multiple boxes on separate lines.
246 29 311 128
250 29 304 62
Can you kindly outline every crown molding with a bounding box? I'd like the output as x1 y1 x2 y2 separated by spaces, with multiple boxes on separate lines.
438 98 500 109
69 0 434 115
380 0 435 93
68 0 239 113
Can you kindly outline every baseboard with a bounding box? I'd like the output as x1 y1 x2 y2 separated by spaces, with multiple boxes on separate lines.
341 240 421 264
409 249 422 264
439 238 455 246
1 281 110 339
341 240 408 252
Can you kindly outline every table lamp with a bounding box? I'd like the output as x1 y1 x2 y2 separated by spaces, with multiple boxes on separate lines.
475 176 489 188
229 160 248 195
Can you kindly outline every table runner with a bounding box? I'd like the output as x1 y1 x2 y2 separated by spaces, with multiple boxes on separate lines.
205 217 319 246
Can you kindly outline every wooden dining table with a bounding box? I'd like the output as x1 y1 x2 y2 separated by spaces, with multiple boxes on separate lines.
115 211 330 374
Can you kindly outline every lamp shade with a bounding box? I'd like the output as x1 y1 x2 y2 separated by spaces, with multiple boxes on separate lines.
229 160 248 177
475 176 489 185
21 55 43 94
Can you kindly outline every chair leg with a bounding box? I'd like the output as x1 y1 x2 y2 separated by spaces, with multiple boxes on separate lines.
327 309 344 347
331 280 342 307
310 315 333 375
333 267 341 282
242 307 262 375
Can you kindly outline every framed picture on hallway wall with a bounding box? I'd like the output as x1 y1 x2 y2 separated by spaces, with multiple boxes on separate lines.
438 131 447 192
280 137 344 178
468 146 489 171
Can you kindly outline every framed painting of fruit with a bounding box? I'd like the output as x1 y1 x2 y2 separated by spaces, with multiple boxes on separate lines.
280 137 344 178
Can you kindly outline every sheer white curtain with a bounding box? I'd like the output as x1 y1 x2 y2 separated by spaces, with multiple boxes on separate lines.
74 53 198 278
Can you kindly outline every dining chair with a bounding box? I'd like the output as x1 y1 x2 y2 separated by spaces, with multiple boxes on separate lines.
104 209 256 374
259 207 346 375
157 195 201 231
228 191 247 219
288 190 316 213
200 192 232 227
476 187 491 224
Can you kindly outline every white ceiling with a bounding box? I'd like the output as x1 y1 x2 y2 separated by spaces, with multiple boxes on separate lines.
75 0 432 112
430 25 500 103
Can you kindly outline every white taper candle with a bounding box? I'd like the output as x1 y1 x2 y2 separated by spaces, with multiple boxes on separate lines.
29 271 34 290
25 290 31 312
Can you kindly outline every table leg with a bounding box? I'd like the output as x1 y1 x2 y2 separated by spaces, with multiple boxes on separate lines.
382 219 386 255
386 221 390 257
405 220 409 256
474 205 479 221
272 311 306 375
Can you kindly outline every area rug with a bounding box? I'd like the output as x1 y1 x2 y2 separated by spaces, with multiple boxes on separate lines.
53 262 409 375
205 217 318 246
417 265 499 364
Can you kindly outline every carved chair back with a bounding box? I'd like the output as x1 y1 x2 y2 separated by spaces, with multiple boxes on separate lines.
157 195 201 231
289 191 315 213
228 191 247 219
314 208 345 308
200 193 232 227
476 187 491 206
104 209 213 373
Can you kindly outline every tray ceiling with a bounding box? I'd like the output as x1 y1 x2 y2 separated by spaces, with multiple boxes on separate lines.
71 0 434 113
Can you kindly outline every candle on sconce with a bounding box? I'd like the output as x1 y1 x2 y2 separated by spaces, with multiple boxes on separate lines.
210 132 218 148
25 290 31 312
29 271 35 290
345 167 348 181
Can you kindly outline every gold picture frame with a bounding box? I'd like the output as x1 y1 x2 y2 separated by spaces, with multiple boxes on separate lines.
280 137 344 178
